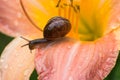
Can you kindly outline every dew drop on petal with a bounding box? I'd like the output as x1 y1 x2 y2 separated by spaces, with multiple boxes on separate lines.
18 64 23 67
78 66 81 69
0 65 1 70
9 66 13 70
51 69 56 73
111 23 120 29
4 64 8 69
44 76 49 80
3 0 7 2
67 46 71 49
0 58 4 63
15 53 19 57
69 76 73 80
68 67 71 71
43 65 47 71
118 17 120 22
24 69 30 76
14 20 19 26
17 12 22 18
4 24 9 28
0 70 1 78
24 69 31 80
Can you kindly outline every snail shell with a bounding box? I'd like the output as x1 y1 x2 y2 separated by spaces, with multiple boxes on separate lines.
21 16 71 51
44 16 71 40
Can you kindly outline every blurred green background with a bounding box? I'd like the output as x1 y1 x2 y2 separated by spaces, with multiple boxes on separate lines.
0 32 120 80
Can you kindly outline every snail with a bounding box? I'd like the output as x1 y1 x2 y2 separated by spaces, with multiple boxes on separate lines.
21 16 71 50
20 0 71 50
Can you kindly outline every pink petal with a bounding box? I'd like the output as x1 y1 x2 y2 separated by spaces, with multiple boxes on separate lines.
109 0 120 29
0 37 35 80
35 33 119 80
0 0 42 38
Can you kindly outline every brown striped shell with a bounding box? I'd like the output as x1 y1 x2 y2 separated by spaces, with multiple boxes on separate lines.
43 16 71 40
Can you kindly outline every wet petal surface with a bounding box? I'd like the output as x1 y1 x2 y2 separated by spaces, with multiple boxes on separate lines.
0 0 42 38
35 33 119 80
0 37 35 80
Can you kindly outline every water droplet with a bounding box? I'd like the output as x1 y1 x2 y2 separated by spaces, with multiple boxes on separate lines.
18 64 23 67
78 66 81 69
14 20 19 26
24 69 30 76
0 66 1 70
4 24 9 28
9 67 13 70
3 0 7 1
44 76 49 80
68 46 71 49
24 69 31 80
17 12 22 18
68 67 71 71
15 53 19 57
111 23 120 29
4 64 8 69
51 69 56 73
69 76 73 80
0 58 4 63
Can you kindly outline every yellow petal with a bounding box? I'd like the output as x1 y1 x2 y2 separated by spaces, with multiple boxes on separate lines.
0 37 35 80
22 0 59 30
75 0 112 40
24 0 119 41
22 0 81 39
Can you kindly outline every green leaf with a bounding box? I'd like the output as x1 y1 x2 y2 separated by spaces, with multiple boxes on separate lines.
0 32 13 55
104 52 120 80
30 69 38 80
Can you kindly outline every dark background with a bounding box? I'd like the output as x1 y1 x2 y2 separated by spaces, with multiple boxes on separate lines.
0 32 120 80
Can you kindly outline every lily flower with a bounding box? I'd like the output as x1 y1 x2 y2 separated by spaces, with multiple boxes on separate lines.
0 0 120 80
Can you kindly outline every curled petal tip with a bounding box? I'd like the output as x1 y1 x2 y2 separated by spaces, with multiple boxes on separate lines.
0 37 35 80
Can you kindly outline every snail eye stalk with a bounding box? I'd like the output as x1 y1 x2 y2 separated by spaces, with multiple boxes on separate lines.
20 36 30 42
20 36 33 53
20 36 30 47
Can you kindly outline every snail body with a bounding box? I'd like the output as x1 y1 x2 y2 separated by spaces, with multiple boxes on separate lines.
22 16 71 50
20 0 71 51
